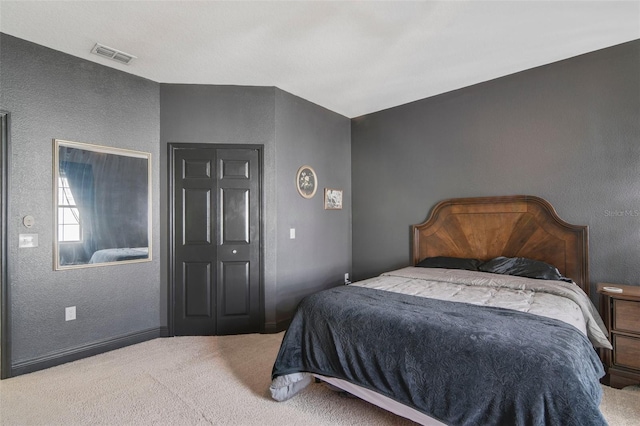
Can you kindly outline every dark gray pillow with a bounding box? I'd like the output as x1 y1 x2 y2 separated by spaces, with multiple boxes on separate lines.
478 256 572 282
416 256 482 271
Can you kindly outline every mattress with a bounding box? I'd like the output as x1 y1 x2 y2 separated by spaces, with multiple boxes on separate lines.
352 267 610 349
271 267 610 425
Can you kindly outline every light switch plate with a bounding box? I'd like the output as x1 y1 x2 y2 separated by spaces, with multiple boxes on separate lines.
290 228 296 239
19 233 38 248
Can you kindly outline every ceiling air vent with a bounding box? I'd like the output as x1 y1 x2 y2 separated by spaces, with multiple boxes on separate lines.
90 43 136 65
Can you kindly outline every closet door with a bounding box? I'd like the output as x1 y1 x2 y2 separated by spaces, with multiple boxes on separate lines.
171 145 262 336
215 148 261 335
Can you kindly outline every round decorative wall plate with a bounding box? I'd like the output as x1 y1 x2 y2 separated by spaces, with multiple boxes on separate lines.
296 165 317 199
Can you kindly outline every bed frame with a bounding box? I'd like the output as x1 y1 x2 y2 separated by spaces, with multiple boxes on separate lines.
313 196 591 425
412 195 590 295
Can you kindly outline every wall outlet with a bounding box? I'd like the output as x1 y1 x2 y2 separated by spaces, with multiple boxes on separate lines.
344 273 351 285
65 306 76 321
289 228 296 239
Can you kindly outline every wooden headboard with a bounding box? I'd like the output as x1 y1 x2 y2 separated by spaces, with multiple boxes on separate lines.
412 196 590 295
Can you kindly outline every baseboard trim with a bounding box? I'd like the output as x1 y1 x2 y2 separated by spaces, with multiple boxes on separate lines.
10 327 162 377
264 318 291 333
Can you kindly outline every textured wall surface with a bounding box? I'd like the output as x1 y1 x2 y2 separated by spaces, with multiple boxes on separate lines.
351 40 640 300
159 84 277 327
0 34 161 364
1 33 352 366
160 86 352 328
6 28 635 369
274 89 352 322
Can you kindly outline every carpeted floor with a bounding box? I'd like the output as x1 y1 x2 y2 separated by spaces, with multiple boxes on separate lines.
0 333 638 425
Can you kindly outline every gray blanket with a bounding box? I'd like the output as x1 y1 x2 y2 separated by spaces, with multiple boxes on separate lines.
89 247 148 263
271 285 606 426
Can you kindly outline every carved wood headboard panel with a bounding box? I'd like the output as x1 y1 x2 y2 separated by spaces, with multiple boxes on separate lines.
412 196 590 295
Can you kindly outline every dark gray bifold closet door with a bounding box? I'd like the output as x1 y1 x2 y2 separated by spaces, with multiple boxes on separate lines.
172 146 261 335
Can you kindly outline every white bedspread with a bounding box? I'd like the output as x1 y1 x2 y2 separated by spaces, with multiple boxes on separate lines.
353 267 611 349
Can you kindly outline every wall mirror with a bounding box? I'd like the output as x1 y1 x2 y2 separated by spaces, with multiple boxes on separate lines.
53 139 151 270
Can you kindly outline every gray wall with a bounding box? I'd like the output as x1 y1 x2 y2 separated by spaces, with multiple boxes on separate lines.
352 40 640 299
160 85 352 329
0 33 352 373
5 28 633 371
274 89 352 320
0 34 161 365
159 84 278 328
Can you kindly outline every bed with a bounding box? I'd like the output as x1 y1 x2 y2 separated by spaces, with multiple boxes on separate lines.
270 195 611 425
88 247 149 263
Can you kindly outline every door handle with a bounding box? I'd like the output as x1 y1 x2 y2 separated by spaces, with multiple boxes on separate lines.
232 249 237 254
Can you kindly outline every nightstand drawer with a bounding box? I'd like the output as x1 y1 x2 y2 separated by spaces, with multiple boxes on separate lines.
613 335 640 370
598 283 640 388
613 300 640 333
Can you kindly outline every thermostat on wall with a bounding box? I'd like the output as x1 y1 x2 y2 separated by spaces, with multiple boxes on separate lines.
23 215 35 228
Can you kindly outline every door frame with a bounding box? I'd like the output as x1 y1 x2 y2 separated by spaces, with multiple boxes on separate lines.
167 143 264 336
1 111 11 378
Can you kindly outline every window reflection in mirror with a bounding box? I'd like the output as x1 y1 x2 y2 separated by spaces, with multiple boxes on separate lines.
53 139 151 270
58 173 82 242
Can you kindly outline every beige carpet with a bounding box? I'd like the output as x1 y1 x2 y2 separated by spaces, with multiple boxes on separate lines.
0 333 638 425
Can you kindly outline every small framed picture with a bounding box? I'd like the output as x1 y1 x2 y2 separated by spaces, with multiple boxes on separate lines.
324 188 343 210
296 165 317 199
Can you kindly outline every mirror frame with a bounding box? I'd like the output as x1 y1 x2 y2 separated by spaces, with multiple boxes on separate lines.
53 139 152 270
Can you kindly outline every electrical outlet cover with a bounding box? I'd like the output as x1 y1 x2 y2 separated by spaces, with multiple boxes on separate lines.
65 306 76 321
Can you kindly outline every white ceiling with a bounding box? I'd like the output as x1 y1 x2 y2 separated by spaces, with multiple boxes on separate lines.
1 1 639 118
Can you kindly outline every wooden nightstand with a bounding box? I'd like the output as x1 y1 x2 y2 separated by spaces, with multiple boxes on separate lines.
597 282 640 389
